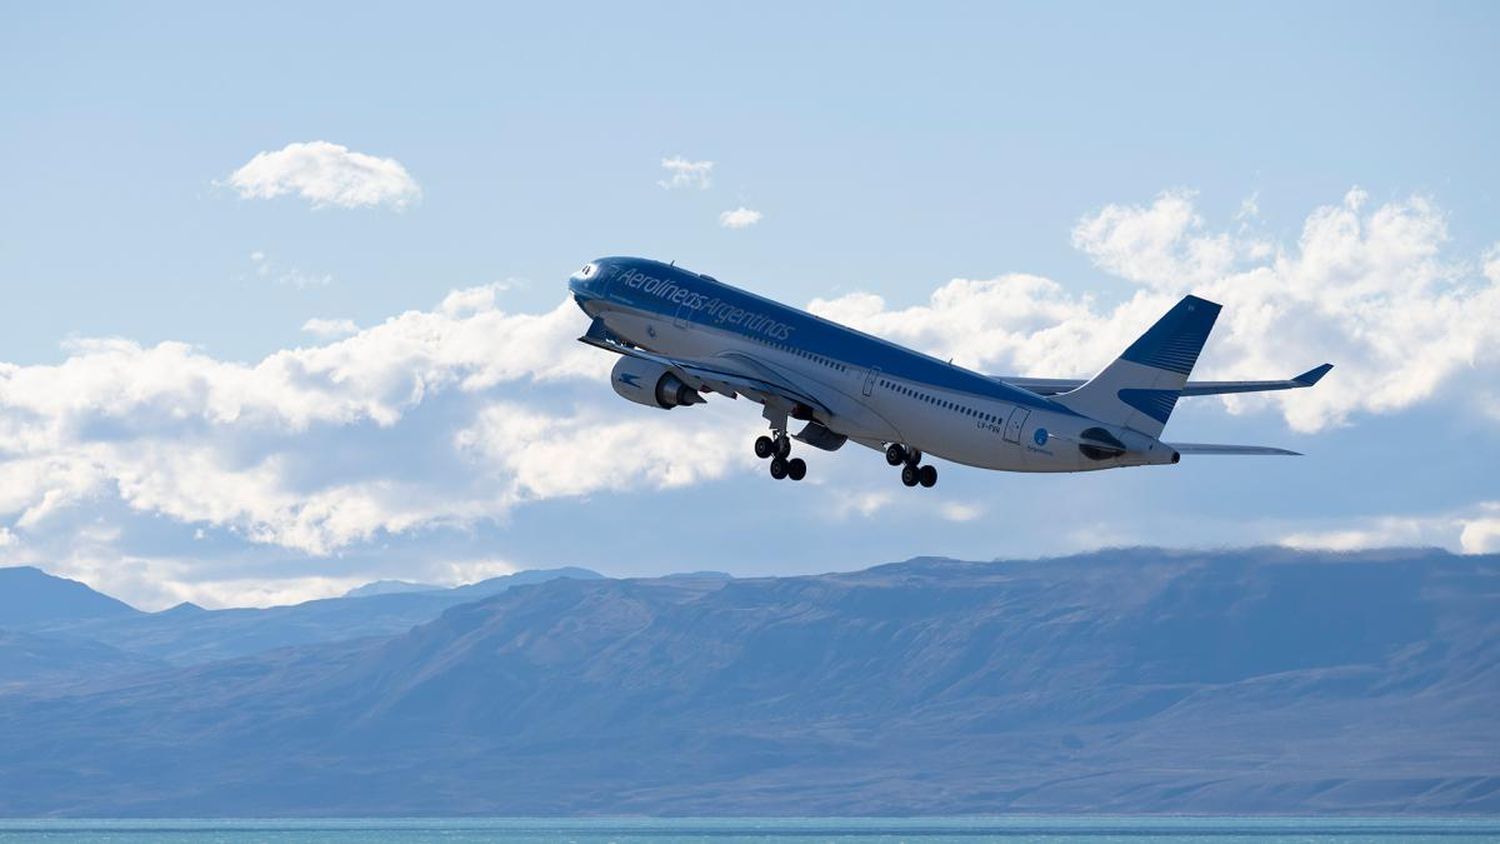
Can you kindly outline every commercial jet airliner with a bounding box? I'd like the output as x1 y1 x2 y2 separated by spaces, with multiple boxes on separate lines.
570 257 1331 487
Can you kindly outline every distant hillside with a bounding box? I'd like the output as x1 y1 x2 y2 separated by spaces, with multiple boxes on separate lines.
0 629 166 690
22 567 604 665
0 566 139 627
0 547 1493 816
441 566 604 599
342 580 441 598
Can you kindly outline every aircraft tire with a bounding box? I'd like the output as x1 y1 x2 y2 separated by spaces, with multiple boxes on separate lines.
901 465 919 487
769 456 789 480
885 443 906 466
775 436 792 459
919 464 937 488
754 436 776 459
787 458 807 481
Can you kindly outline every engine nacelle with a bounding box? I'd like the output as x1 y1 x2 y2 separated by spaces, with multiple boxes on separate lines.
611 357 705 410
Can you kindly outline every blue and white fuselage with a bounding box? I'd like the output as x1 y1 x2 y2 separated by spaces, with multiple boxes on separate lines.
569 257 1329 486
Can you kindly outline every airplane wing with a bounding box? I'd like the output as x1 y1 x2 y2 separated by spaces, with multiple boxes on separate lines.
578 319 832 415
999 363 1333 397
1167 442 1302 456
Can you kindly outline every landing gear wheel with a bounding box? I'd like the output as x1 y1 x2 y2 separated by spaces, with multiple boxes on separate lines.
787 458 807 481
754 436 776 459
901 464 920 487
919 464 938 488
885 443 906 466
769 456 789 480
775 436 792 459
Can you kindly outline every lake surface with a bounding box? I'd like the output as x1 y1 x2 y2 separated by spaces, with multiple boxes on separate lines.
0 818 1496 843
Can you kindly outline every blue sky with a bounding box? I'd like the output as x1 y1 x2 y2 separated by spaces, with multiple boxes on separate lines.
2 2 1498 608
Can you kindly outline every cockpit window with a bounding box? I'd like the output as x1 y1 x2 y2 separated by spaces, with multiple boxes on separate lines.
578 263 596 277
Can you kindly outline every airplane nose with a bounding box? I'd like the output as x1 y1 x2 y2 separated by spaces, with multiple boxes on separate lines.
569 261 602 294
569 260 616 313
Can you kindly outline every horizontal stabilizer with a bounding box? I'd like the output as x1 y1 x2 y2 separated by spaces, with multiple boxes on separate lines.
999 362 1334 398
1179 362 1334 396
1167 442 1301 456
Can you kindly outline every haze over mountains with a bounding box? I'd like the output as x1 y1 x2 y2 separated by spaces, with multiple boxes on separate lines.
0 548 1495 816
1 565 601 667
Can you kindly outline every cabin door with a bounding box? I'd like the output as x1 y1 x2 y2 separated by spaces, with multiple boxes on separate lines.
1003 407 1030 444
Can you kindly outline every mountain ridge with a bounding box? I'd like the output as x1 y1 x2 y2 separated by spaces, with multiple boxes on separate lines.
0 566 141 626
0 546 1493 816
6 565 605 666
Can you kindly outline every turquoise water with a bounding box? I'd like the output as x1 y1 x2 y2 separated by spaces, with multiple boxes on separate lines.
0 818 1496 843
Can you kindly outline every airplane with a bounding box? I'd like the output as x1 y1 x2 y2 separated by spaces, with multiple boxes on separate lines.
568 257 1331 488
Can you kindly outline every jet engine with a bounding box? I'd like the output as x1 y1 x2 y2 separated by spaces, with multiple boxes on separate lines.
611 357 705 409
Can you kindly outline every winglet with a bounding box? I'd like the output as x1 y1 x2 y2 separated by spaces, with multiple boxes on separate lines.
1293 363 1334 387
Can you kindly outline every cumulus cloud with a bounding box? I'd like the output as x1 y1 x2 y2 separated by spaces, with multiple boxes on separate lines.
455 402 754 503
3 187 1497 606
719 207 763 229
1071 189 1255 288
301 317 359 338
1460 504 1500 554
658 156 714 190
0 286 611 564
834 490 894 520
225 141 421 209
1281 501 1500 554
812 188 1500 432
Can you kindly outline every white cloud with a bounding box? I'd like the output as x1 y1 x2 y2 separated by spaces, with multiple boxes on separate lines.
248 251 333 287
658 156 714 190
1458 503 1500 554
834 490 894 520
302 317 359 339
0 286 604 432
938 501 983 523
1484 244 1500 285
3 187 1497 607
813 188 1500 433
0 287 613 561
1280 501 1500 554
277 268 333 288
172 574 371 610
440 558 520 586
225 141 420 210
455 401 754 503
1234 191 1262 226
719 207 763 229
1071 189 1243 289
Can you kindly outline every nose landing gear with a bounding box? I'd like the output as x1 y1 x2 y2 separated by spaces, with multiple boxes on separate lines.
756 432 805 481
887 443 938 488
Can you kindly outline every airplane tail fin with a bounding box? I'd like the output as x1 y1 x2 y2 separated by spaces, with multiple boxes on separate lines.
1052 295 1221 438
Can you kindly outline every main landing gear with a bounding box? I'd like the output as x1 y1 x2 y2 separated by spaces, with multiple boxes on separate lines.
755 433 806 481
885 443 937 488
